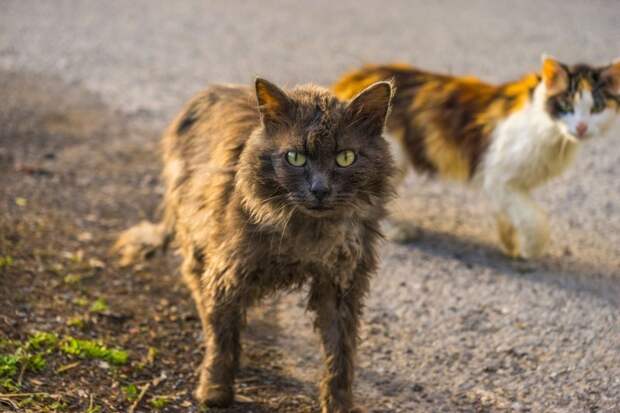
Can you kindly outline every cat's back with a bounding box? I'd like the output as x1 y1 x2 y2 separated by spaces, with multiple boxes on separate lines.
162 84 259 171
160 84 260 239
334 64 539 181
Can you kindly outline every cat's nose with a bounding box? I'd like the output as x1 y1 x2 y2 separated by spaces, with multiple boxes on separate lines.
576 122 588 137
310 178 330 202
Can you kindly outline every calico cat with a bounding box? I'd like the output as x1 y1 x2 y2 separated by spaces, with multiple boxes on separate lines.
333 56 620 258
114 78 395 412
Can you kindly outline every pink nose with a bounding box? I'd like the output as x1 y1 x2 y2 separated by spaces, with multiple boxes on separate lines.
576 122 588 137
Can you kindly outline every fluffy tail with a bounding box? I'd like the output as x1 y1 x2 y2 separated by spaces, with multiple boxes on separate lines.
112 220 173 267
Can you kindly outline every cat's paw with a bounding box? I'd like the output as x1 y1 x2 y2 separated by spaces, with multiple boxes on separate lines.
195 383 234 408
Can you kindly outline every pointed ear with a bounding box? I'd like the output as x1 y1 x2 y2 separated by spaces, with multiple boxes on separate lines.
541 54 569 95
345 81 393 136
601 59 620 95
255 78 295 130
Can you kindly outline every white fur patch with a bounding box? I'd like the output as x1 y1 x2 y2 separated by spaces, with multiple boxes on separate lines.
478 84 577 191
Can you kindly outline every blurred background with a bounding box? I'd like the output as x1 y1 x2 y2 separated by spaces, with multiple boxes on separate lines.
2 1 618 125
1 1 619 412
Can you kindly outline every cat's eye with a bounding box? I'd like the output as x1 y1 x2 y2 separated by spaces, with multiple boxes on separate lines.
286 151 307 167
591 99 606 114
336 150 356 167
557 99 573 113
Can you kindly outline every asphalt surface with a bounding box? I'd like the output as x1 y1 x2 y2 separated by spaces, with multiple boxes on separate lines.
2 1 620 412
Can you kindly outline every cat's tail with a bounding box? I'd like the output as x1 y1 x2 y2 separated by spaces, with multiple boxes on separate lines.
112 218 174 267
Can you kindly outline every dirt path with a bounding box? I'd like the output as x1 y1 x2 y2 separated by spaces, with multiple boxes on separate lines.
2 2 620 412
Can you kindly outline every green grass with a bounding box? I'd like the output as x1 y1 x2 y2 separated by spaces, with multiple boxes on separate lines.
0 331 129 391
89 298 108 313
27 331 59 350
0 332 56 391
122 383 139 402
60 337 128 365
0 255 14 268
63 273 82 284
0 353 19 378
149 395 170 410
66 315 86 329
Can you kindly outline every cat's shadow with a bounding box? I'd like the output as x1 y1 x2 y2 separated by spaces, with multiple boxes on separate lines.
394 225 620 307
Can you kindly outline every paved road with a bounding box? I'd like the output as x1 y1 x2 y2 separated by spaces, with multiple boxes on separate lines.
2 1 620 411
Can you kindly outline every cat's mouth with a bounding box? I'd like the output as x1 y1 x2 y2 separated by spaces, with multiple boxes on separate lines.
308 206 332 211
301 204 336 217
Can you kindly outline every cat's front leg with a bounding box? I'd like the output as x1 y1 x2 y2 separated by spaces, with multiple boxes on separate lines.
308 273 369 413
486 184 549 259
518 205 549 259
495 212 519 257
195 270 243 408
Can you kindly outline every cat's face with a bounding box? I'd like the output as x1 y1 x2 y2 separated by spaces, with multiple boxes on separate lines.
542 57 620 140
245 79 393 220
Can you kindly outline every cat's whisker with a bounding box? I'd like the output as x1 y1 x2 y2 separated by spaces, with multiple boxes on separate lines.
277 206 297 254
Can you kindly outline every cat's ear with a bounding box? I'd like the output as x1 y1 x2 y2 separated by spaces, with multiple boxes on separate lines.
345 80 393 136
541 54 569 95
601 59 620 95
255 78 295 130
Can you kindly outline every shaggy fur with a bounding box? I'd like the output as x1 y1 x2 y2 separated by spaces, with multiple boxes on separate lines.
333 57 620 258
115 78 395 412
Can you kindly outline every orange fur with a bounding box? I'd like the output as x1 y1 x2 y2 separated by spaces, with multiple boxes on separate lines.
333 64 539 181
542 57 568 94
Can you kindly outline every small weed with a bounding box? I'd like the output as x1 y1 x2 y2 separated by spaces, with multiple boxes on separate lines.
150 395 170 410
122 383 139 402
27 331 59 350
63 273 82 284
18 396 35 408
89 298 108 313
0 338 16 350
16 394 67 412
60 337 128 365
67 315 86 329
0 255 14 268
0 332 57 390
73 297 89 307
15 197 27 206
0 377 19 391
24 352 47 371
0 354 19 378
47 400 68 411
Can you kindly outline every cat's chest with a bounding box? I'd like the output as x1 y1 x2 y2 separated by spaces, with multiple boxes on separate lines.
482 110 577 189
280 221 363 266
252 220 365 286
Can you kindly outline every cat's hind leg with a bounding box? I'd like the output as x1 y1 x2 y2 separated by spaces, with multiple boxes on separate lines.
180 245 214 339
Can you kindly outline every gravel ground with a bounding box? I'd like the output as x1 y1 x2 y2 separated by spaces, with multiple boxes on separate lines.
1 1 619 412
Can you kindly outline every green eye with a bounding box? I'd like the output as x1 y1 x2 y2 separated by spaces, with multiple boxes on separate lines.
336 150 356 167
558 100 573 113
591 99 606 114
286 151 306 167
